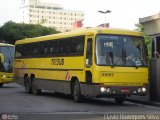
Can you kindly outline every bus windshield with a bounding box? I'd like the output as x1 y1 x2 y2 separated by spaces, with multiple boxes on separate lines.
96 34 147 67
0 46 14 73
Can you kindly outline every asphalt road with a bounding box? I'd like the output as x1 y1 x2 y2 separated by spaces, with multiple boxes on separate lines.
0 83 160 120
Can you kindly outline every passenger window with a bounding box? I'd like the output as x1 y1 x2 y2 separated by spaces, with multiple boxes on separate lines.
70 36 84 55
48 41 58 55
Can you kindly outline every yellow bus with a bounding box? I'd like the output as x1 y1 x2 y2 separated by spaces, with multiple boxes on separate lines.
14 28 148 103
0 43 14 88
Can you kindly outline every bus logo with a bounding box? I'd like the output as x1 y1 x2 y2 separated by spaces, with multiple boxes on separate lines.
101 72 114 77
51 58 64 66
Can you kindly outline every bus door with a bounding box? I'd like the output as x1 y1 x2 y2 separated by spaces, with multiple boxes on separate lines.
85 36 94 96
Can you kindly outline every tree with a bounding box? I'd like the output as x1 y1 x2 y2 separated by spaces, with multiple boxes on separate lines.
0 21 60 44
135 23 151 58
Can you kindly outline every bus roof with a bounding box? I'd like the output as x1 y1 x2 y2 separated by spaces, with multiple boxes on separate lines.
0 43 14 47
15 27 143 45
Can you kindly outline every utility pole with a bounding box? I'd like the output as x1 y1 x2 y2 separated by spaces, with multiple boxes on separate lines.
98 10 111 27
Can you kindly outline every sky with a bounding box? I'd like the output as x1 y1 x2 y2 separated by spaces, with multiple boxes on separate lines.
0 0 159 30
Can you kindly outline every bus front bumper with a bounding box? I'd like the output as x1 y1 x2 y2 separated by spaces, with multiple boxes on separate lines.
0 75 13 84
93 85 148 97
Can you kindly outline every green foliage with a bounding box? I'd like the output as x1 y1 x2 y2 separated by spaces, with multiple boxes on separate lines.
0 21 60 44
135 23 151 58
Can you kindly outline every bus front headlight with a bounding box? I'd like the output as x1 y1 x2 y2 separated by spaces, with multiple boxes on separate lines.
142 87 147 93
100 87 106 93
2 75 7 78
138 88 142 93
106 88 111 93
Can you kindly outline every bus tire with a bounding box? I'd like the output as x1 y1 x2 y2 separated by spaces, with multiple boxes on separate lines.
73 80 82 103
32 79 41 95
115 98 125 104
25 77 32 94
0 83 3 88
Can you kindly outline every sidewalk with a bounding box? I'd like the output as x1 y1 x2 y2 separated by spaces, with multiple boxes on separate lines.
126 93 160 107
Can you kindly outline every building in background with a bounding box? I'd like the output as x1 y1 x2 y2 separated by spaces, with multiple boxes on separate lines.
20 0 84 32
139 12 160 58
73 20 83 28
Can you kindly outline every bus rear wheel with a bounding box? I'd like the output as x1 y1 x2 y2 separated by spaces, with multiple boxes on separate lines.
0 83 3 88
25 77 32 93
73 80 83 103
32 79 41 95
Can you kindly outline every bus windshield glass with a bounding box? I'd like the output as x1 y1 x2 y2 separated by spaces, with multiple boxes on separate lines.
96 34 147 67
0 46 14 72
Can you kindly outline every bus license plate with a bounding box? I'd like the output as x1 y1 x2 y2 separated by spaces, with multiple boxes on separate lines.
121 89 129 93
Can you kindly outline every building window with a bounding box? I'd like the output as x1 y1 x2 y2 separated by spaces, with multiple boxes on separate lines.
30 5 34 8
47 7 51 9
35 6 46 9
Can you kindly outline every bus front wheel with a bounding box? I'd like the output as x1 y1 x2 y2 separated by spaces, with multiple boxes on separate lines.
0 83 3 88
73 80 82 103
32 79 41 95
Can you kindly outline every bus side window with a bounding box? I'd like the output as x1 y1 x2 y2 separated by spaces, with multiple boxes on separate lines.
86 38 92 67
15 46 22 58
49 40 58 55
70 36 84 55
